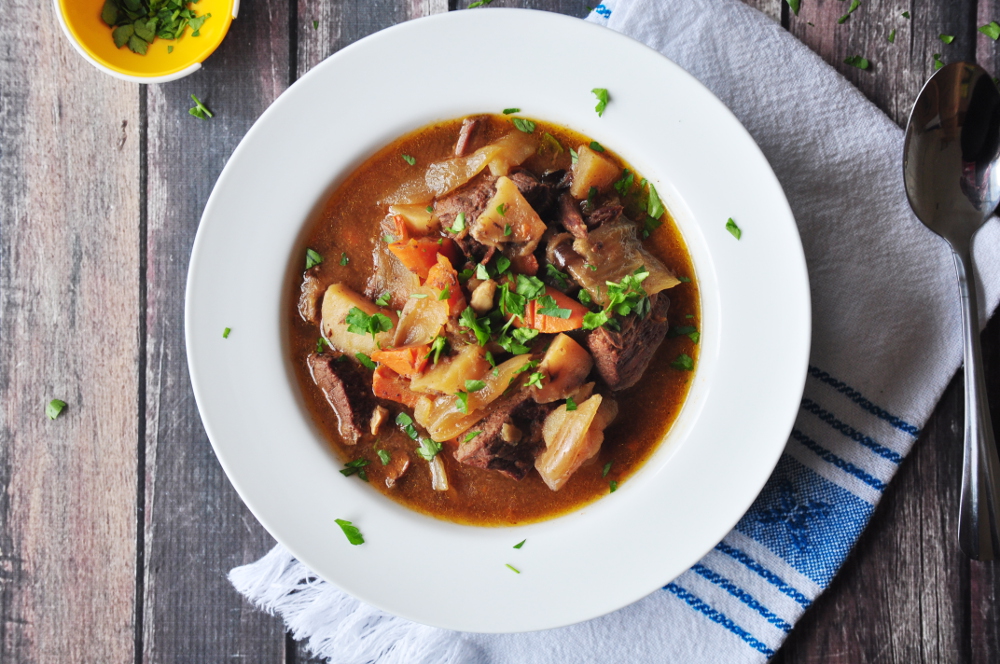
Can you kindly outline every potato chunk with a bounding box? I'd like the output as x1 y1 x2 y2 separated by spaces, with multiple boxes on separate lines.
569 144 621 199
470 176 547 257
410 344 490 395
321 284 398 357
533 333 593 403
388 204 438 235
486 131 537 177
536 395 619 491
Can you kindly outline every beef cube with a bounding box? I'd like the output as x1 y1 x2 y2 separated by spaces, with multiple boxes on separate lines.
508 168 558 218
557 193 588 239
453 393 556 480
585 203 623 229
585 292 671 391
306 353 377 444
434 174 496 262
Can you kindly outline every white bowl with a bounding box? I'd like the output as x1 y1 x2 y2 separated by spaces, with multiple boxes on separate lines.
186 8 810 632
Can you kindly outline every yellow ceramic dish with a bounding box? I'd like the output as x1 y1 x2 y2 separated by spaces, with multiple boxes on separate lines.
55 0 238 83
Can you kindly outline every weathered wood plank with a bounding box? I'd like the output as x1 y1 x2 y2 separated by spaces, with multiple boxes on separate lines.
0 1 140 662
141 1 292 661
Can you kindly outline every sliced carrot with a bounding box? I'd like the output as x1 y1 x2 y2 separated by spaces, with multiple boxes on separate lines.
424 253 467 316
372 366 422 408
388 236 460 279
522 286 589 333
371 345 431 378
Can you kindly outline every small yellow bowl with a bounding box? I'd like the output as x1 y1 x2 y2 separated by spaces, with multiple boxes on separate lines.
55 0 238 83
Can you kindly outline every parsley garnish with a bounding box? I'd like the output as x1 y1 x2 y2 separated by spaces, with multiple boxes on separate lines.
312 19 318 29
402 154 416 165
425 335 449 364
565 396 577 411
513 118 536 134
614 169 634 197
497 203 508 216
188 94 214 120
725 218 742 239
526 372 545 388
345 307 393 341
485 351 496 368
356 353 377 370
459 307 491 345
46 399 67 420
933 53 944 70
340 252 349 266
503 223 512 236
450 212 466 233
396 412 420 440
609 480 618 493
468 0 493 6
223 327 231 339
981 22 1000 40
670 354 694 371
502 107 520 114
417 438 442 460
678 276 691 283
465 379 487 392
438 286 450 301
375 292 391 307
785 0 800 15
506 563 521 574
514 539 526 549
940 34 954 44
315 337 329 353
645 180 665 219
410 293 428 299
476 263 490 280
837 0 860 24
335 518 364 545
844 55 870 70
582 310 609 330
589 141 605 152
103 0 212 54
544 265 570 290
496 255 511 274
902 11 910 18
305 248 323 269
340 458 370 481
602 461 613 477
377 448 391 465
668 325 701 343
536 295 572 319
592 88 609 116
463 430 482 443
456 390 469 414
577 289 593 306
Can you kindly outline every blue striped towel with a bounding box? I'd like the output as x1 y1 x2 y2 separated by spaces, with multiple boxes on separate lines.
230 0 1000 660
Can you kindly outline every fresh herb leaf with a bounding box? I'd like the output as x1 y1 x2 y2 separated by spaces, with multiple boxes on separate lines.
402 154 416 165
940 34 954 44
417 438 442 461
725 218 742 239
463 430 482 443
582 310 609 330
189 94 213 120
377 448 392 465
46 399 67 420
223 327 231 339
497 203 508 216
592 88 609 116
566 396 577 411
345 307 394 341
425 335 449 364
614 169 634 197
646 181 665 219
456 390 469 414
544 264 570 290
589 140 605 152
609 480 618 493
536 295 572 319
933 53 944 70
902 11 910 18
980 22 1000 40
513 117 536 134
485 351 496 368
305 248 323 269
496 255 511 274
502 107 520 114
340 252 349 266
356 353 377 370
410 293 428 299
526 372 545 388
465 379 487 392
569 148 579 165
438 286 450 301
339 458 370 478
476 263 490 281
459 307 491 345
468 0 493 6
670 353 694 371
506 563 521 573
450 212 466 233
837 0 861 24
577 289 593 306
315 337 329 353
312 19 318 29
678 276 692 283
513 539 526 549
602 461 613 477
786 0 800 15
503 223 512 237
396 412 420 441
375 292 391 307
335 518 364 545
844 55 870 69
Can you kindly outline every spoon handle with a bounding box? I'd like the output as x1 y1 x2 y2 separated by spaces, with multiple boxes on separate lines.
954 247 1000 560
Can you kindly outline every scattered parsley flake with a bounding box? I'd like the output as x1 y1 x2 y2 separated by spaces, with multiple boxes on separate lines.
981 22 1000 40
345 307 393 341
844 55 870 69
456 390 469 414
355 353 377 370
450 212 466 233
340 252 349 266
514 539 526 549
544 264 570 290
592 88 609 116
305 248 323 269
167 45 173 53
438 286 450 301
425 335 448 364
902 11 910 18
726 218 742 239
506 563 521 574
335 518 364 545
513 117 536 134
786 0 800 15
315 337 329 353
536 295 572 319
589 140 605 152
837 0 861 24
497 203 508 216
496 255 511 274
410 293 428 299
375 292 391 307
670 353 694 371
566 396 577 411
504 223 512 236
465 379 487 392
188 94 213 120
602 461 613 477
609 480 619 493
377 448 391 465
476 263 490 281
463 430 482 443
888 29 896 43
939 34 954 44
417 438 442 461
526 372 545 389
569 148 579 165
46 399 67 420
502 107 520 114
312 19 318 29
222 327 231 339
339 458 370 480
933 53 944 70
468 0 493 6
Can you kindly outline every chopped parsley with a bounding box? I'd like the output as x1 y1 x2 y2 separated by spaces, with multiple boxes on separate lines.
425 335 449 364
602 461 613 477
670 353 694 371
502 107 520 114
374 292 391 307
417 438 442 461
837 0 860 24
340 458 370 481
410 293 428 299
565 396 577 412
188 94 214 120
497 203 508 216
644 180 665 220
465 379 487 392
305 248 323 269
345 307 393 341
582 310 609 330
496 255 511 274
463 430 482 443
485 351 496 368
668 325 701 343
312 19 318 29
544 264 570 290
456 390 469 414
589 141 605 153
377 448 392 465
504 223 512 236
438 286 450 301
614 169 634 197
582 267 651 330
939 34 954 44
340 252 349 266
536 295 572 319
506 563 521 574
223 327 231 339
103 1 213 55
981 22 1000 40
450 212 466 233
402 154 416 165
577 289 593 306
396 412 420 440
459 307 491 345
609 480 619 493
315 337 329 353
569 148 579 165
476 263 490 280
426 205 434 213
933 53 944 70
513 117 536 134
355 353 377 370
46 399 67 420
725 218 742 239
902 11 910 18
514 539 526 549
786 0 800 15
678 276 692 283
525 372 545 389
844 55 870 70
335 518 364 545
592 88 609 116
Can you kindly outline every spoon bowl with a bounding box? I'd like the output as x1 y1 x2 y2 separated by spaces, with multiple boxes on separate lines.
903 61 1000 560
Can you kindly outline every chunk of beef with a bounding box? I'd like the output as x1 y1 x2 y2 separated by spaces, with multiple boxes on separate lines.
585 292 671 391
453 393 556 480
307 353 377 444
557 193 588 239
434 174 496 262
585 203 623 229
454 117 480 157
508 168 558 218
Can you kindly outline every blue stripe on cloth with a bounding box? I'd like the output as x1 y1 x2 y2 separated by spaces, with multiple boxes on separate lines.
689 563 793 632
800 398 904 464
714 542 812 608
735 455 874 586
664 582 775 657
807 365 920 437
790 429 887 491
593 3 612 17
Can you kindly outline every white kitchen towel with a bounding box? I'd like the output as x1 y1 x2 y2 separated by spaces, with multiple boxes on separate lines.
229 0 1000 661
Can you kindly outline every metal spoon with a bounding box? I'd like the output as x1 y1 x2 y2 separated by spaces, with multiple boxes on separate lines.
903 61 1000 560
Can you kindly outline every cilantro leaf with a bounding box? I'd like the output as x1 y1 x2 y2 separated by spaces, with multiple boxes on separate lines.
645 180 665 219
980 22 1000 40
46 399 67 420
526 372 545 388
570 148 579 165
670 353 694 371
609 480 619 493
502 107 520 114
335 518 364 545
402 154 416 165
339 458 370 479
305 248 323 269
725 218 742 239
417 438 442 460
592 88 609 116
513 117 536 133
506 563 521 573
614 169 634 197
496 255 511 274
582 310 609 330
355 353 377 370
345 307 394 341
888 29 896 43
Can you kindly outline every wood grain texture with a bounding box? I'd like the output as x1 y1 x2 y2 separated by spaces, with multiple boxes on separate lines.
140 1 292 661
0 0 140 661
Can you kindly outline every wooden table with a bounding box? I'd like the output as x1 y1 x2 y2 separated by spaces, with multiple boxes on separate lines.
2 0 999 661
